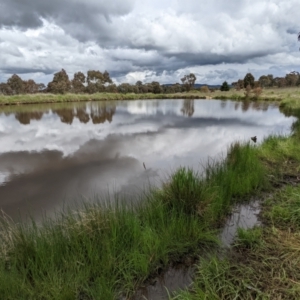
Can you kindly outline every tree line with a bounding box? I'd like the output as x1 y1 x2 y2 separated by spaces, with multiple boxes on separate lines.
0 69 198 95
1 69 299 96
9 98 273 126
10 104 116 125
232 71 300 89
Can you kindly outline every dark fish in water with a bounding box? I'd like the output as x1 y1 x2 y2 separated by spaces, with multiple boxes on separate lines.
143 162 146 170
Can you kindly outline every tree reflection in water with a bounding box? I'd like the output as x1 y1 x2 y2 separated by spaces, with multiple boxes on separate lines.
90 103 116 124
241 100 251 112
53 108 75 124
10 102 117 125
6 100 271 126
15 112 43 125
181 99 194 117
76 107 90 124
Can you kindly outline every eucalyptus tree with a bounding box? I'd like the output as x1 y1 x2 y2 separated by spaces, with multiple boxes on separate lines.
243 73 255 89
71 71 86 93
47 69 71 94
86 70 113 93
7 74 24 94
23 79 39 93
181 73 197 91
0 83 12 95
285 71 299 87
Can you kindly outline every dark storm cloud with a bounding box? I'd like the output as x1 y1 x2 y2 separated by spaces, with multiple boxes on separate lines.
108 57 185 78
107 49 253 78
107 49 273 80
0 0 134 29
0 0 135 46
162 50 279 69
0 3 43 29
201 69 239 83
286 28 299 35
2 67 55 75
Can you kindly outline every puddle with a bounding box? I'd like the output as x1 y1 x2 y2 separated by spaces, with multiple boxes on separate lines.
130 200 261 299
129 265 194 300
220 200 261 247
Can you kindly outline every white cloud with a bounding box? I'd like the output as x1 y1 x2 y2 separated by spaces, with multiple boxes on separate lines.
0 0 300 84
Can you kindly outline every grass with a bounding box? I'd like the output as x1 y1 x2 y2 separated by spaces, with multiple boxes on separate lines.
0 87 299 106
263 185 300 231
0 92 207 105
0 197 216 299
213 87 300 102
0 140 268 299
173 186 300 300
236 227 262 249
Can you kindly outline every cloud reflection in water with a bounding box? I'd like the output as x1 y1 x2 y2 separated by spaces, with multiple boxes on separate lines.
0 99 295 220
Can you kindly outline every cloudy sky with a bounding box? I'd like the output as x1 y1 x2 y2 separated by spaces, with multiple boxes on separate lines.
0 0 300 85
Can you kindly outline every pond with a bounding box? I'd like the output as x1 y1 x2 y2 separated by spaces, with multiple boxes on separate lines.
0 99 295 220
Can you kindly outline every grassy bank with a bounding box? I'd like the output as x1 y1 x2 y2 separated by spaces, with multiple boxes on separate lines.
0 92 206 105
0 142 268 299
0 95 299 299
0 87 299 106
171 103 300 299
173 185 300 300
213 87 300 102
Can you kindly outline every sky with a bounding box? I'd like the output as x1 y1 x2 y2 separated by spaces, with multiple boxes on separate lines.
0 0 300 85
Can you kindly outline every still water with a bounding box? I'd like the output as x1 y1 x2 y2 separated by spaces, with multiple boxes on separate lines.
0 99 295 220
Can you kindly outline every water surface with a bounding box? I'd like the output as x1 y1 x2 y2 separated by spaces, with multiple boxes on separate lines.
0 99 295 220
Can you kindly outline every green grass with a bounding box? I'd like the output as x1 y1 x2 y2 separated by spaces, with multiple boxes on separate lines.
158 141 267 224
173 234 300 300
0 92 207 105
236 227 262 249
0 197 216 299
263 185 300 231
173 209 300 299
0 140 269 299
1 87 300 106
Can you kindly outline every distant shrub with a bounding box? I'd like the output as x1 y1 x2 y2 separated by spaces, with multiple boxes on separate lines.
200 85 210 93
244 85 252 98
220 81 230 91
252 87 263 99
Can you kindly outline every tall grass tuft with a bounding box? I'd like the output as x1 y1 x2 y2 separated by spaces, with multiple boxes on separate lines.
202 142 267 222
0 197 216 299
158 168 205 215
236 227 262 249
